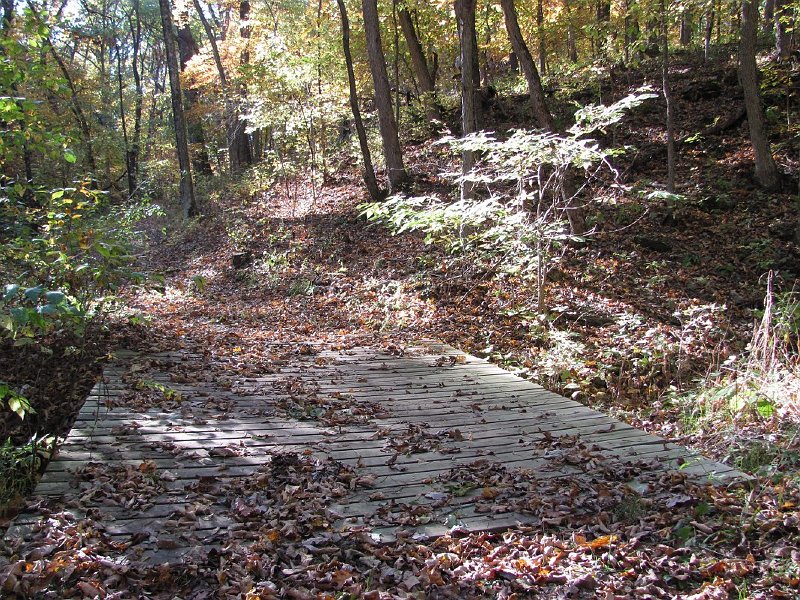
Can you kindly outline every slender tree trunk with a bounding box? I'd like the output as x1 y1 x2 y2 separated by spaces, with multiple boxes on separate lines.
501 0 584 234
774 0 794 59
392 0 400 127
740 0 781 190
536 0 546 75
143 54 163 163
1 0 12 31
623 0 633 63
127 0 144 198
764 0 774 32
661 0 676 192
229 0 253 171
564 0 578 62
336 0 381 201
455 0 478 201
398 6 441 122
193 0 247 174
158 0 198 217
596 0 611 57
177 24 213 175
500 0 555 130
362 0 407 192
193 0 226 86
704 9 714 61
680 11 693 46
114 43 134 198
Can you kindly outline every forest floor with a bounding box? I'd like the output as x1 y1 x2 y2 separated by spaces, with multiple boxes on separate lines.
2 51 800 597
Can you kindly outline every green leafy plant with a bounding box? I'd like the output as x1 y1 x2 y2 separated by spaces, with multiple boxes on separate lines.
0 382 34 419
0 284 85 346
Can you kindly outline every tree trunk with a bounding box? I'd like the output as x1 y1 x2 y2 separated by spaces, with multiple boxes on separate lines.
177 24 213 176
536 0 546 75
392 0 400 127
740 0 781 190
398 6 441 122
192 0 248 174
564 0 578 62
362 0 407 192
704 9 714 61
774 0 795 60
1 0 12 28
661 0 676 192
623 0 639 64
336 0 381 201
764 0 774 32
229 0 253 171
500 0 555 130
158 0 198 218
455 0 478 201
596 0 611 56
128 0 145 199
680 11 693 46
501 0 584 234
114 43 134 198
193 0 226 87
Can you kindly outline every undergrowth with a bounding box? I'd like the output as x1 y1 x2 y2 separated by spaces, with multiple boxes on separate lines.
681 272 800 474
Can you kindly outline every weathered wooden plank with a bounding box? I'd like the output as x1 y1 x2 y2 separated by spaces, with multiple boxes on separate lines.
64 402 639 443
55 419 652 456
47 428 662 474
75 385 568 414
35 439 724 493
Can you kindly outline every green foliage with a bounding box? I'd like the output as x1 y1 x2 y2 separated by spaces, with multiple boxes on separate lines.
2 184 142 309
0 283 84 344
0 382 34 420
0 16 72 181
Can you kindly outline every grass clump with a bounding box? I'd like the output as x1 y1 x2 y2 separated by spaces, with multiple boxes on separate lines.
0 436 51 515
682 273 800 473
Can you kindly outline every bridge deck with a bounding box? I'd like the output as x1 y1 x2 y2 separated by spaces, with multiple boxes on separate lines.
9 341 740 563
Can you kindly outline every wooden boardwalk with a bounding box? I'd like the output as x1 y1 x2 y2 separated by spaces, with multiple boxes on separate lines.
10 341 740 562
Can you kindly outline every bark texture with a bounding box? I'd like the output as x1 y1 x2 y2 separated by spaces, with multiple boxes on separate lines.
398 6 441 122
500 0 555 131
336 0 381 201
229 0 253 171
774 0 795 59
362 0 407 192
739 0 781 190
158 0 198 217
177 24 213 176
455 0 478 200
661 0 676 192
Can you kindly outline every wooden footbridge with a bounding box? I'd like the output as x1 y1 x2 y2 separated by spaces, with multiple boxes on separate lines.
10 341 740 563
